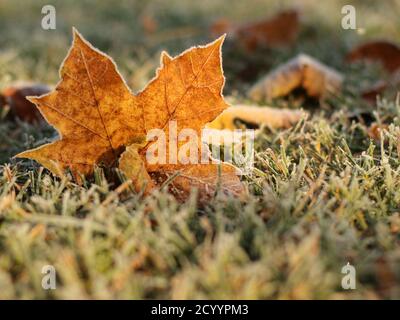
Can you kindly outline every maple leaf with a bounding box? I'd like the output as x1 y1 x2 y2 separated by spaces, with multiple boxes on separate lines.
16 29 145 178
347 41 400 102
119 148 243 202
1 82 50 123
347 41 400 73
207 105 307 130
235 9 299 51
16 28 244 200
121 33 245 200
249 54 343 102
138 40 227 133
210 9 300 51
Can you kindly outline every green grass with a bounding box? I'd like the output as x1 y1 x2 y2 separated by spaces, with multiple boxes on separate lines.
1 0 400 299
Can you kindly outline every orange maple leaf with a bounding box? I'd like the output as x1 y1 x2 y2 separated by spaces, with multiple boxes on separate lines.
16 29 145 176
16 28 244 201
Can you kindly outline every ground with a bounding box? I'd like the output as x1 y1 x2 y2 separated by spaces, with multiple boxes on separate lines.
0 0 400 299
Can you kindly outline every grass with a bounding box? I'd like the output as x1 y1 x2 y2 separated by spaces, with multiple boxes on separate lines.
1 0 400 299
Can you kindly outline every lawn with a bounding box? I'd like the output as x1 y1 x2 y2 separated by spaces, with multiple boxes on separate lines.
0 0 399 299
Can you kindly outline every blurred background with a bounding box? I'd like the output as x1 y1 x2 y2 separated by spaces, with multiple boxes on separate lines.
1 0 400 94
